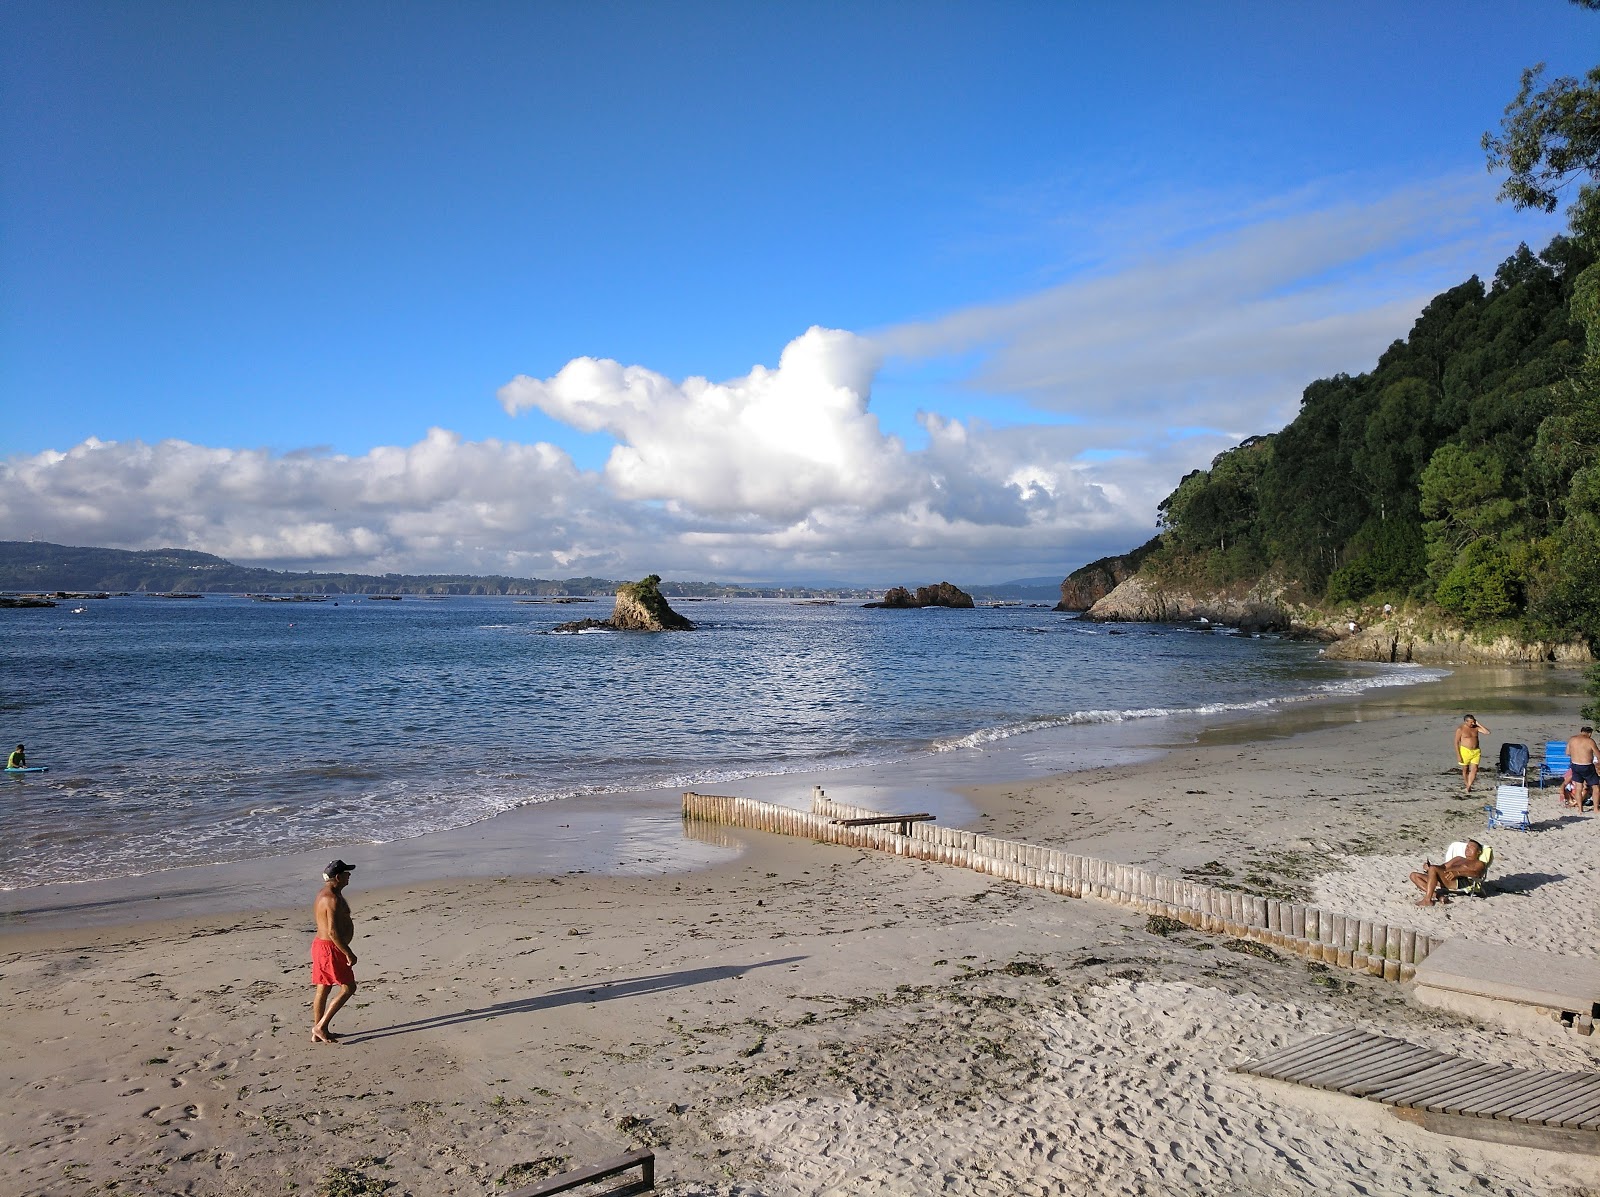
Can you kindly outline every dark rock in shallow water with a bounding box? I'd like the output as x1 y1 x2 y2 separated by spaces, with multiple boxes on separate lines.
552 574 696 633
864 581 975 609
550 617 615 634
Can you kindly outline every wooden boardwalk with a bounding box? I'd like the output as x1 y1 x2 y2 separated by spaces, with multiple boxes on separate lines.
1236 1030 1600 1153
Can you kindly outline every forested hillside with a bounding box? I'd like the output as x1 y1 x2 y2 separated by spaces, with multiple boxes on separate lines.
1139 48 1600 656
1148 234 1598 647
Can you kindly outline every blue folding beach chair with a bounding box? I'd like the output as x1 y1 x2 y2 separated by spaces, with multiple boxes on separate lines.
1536 740 1570 788
1485 782 1531 832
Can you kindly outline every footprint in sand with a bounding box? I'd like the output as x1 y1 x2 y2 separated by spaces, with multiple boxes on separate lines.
142 1102 202 1127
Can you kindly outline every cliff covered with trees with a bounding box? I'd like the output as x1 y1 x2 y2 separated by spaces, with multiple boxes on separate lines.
1091 55 1600 668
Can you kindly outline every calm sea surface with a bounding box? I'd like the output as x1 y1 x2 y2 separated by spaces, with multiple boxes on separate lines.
0 594 1444 891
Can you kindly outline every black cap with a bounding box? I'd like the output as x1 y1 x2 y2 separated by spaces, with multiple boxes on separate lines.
323 860 356 878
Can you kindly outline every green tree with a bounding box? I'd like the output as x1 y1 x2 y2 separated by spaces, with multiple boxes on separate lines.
1482 61 1600 243
1435 539 1520 622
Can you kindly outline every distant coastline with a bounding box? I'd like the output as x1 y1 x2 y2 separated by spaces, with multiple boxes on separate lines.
0 539 1065 601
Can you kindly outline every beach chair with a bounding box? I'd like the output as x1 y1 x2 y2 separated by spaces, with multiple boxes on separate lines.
1485 782 1531 832
1441 840 1494 897
1496 742 1529 785
1536 739 1570 788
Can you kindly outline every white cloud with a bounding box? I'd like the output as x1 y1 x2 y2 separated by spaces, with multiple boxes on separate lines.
0 430 648 577
498 326 919 521
878 174 1516 442
2 175 1540 584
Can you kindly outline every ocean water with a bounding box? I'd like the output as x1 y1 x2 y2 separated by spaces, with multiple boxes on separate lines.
0 594 1444 891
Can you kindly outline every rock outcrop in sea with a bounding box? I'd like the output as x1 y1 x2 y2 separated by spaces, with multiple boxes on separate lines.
864 582 975 609
553 574 696 633
1083 574 1292 634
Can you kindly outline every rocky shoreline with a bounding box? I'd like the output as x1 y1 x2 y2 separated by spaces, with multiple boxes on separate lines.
1079 573 1591 665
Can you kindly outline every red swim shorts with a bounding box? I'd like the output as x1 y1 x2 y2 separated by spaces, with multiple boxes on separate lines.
310 938 356 987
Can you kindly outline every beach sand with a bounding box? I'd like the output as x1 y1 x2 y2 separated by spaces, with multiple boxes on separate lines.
3 667 1599 1195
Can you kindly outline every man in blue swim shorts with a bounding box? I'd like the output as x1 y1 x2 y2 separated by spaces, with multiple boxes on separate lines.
1567 726 1599 814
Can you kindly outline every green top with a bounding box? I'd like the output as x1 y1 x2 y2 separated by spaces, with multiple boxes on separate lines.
6 749 24 769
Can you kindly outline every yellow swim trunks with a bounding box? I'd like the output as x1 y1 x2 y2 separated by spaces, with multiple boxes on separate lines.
1458 746 1481 766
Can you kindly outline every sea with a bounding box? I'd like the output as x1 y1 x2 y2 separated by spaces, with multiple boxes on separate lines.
0 593 1449 894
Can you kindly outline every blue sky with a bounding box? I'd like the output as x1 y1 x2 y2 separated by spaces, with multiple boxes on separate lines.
2 2 1593 583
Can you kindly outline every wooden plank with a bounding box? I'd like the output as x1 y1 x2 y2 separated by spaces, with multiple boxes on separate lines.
1557 1094 1600 1130
1248 1043 1376 1088
1409 1064 1527 1113
1237 1029 1378 1078
1483 1074 1599 1121
831 814 935 827
1329 1046 1457 1095
1367 1060 1501 1108
1361 1057 1479 1105
1491 1076 1600 1123
1538 1079 1600 1127
1392 1066 1503 1113
1247 1027 1600 1145
1438 1070 1555 1117
505 1149 655 1197
1303 1044 1437 1092
1532 1079 1600 1126
1288 1038 1405 1087
1574 1105 1600 1132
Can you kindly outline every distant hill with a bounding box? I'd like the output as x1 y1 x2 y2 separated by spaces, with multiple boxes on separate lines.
967 576 1073 601
0 541 597 595
0 541 953 599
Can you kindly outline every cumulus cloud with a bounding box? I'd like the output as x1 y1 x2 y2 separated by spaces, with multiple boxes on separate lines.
0 430 655 577
494 324 1135 575
498 327 918 520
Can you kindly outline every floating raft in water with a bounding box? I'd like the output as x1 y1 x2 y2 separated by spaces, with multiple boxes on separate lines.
1235 1029 1600 1154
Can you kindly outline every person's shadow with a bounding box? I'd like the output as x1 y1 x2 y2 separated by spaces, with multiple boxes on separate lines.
342 955 807 1043
1484 871 1565 896
1530 812 1594 831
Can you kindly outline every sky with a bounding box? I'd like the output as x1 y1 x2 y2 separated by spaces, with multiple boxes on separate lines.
2 2 1595 585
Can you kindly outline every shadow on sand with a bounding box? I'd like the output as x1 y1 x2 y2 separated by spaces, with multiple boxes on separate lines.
342 955 808 1043
1485 870 1567 896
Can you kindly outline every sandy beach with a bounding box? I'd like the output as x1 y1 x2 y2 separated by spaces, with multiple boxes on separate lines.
4 666 1599 1196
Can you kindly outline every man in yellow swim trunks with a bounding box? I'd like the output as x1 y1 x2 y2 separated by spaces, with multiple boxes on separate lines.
1453 715 1488 794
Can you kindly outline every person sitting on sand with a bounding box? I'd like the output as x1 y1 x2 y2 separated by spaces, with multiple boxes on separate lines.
1410 840 1489 906
1453 715 1488 793
6 744 24 769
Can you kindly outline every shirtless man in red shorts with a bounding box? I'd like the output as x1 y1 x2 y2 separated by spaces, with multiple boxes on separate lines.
311 860 358 1044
